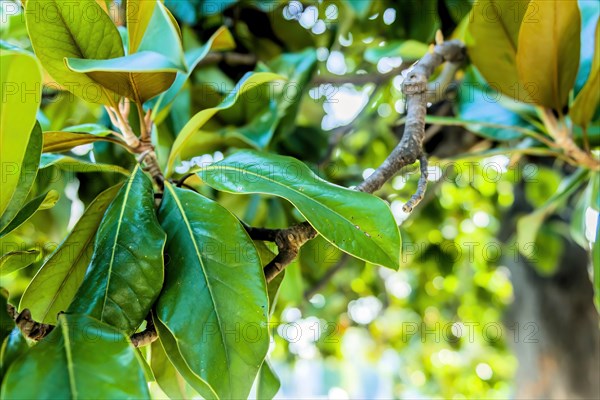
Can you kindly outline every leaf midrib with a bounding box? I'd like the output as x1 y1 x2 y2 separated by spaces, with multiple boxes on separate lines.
164 184 233 393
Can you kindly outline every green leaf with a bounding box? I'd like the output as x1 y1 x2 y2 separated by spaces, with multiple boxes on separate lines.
25 0 124 105
200 150 401 270
68 166 166 334
516 0 581 110
165 72 285 176
0 328 28 381
364 40 428 63
0 51 42 217
467 0 530 101
151 26 236 122
1 314 150 399
517 169 589 253
0 122 42 233
156 183 269 399
593 214 600 312
20 185 122 324
153 316 218 399
43 131 126 153
256 360 280 400
0 292 14 345
456 66 532 140
571 22 600 128
66 51 183 104
0 190 59 239
135 1 185 68
40 154 130 176
0 250 40 276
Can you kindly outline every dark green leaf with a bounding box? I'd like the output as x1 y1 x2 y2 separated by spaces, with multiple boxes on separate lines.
68 166 166 334
1 314 150 399
40 154 129 176
200 150 402 270
20 185 122 324
0 328 28 381
156 183 269 399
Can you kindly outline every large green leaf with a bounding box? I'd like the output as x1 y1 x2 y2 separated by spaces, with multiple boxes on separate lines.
0 51 42 217
0 122 42 233
467 0 530 101
156 183 269 399
43 130 126 153
136 1 185 68
151 26 236 122
1 314 150 399
571 22 600 128
516 0 581 110
0 190 59 239
68 166 166 334
66 51 183 104
165 72 285 176
40 154 130 176
25 0 124 104
0 250 40 276
0 328 28 381
199 151 401 269
20 185 122 324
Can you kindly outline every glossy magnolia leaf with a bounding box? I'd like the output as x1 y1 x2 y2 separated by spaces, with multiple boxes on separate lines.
200 151 402 269
25 0 124 105
0 190 59 239
40 154 129 176
0 51 42 217
1 314 150 399
165 72 285 176
126 0 157 54
68 166 166 334
66 51 183 104
456 66 532 140
152 26 235 122
20 185 122 324
0 328 28 381
571 22 600 128
467 0 530 101
0 122 42 233
256 360 281 400
43 131 126 153
0 250 39 276
153 316 218 399
156 183 269 399
517 169 589 254
516 0 581 110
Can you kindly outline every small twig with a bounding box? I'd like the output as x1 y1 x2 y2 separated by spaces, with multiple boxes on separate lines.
402 154 429 213
175 173 195 188
311 62 412 86
130 316 157 348
6 304 53 341
197 52 257 67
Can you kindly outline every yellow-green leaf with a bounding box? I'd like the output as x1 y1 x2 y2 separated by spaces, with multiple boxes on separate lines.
126 0 157 54
0 250 40 277
467 0 530 101
516 0 581 110
571 21 600 128
0 51 42 217
25 0 124 105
